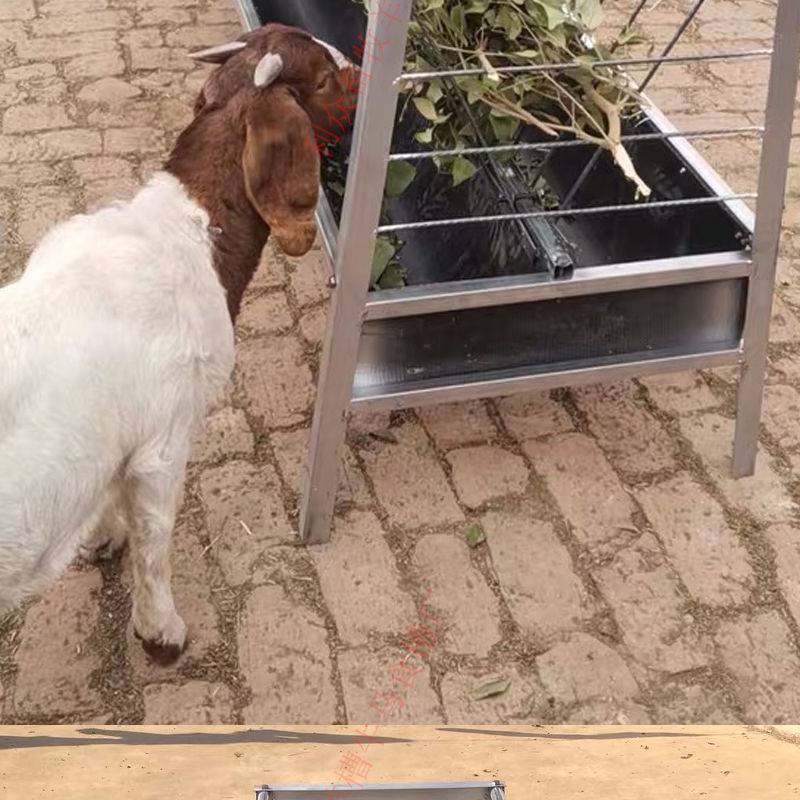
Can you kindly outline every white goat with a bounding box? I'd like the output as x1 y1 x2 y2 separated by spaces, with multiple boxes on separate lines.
0 26 356 662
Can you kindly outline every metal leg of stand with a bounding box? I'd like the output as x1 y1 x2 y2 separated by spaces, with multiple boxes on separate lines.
299 0 414 543
732 0 800 477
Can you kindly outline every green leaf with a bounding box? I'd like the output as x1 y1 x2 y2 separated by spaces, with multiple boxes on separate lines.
412 96 439 121
414 127 434 144
423 0 444 9
497 6 522 40
371 236 396 285
384 160 417 197
576 0 603 29
449 4 466 34
465 523 486 548
377 261 406 289
464 0 491 13
488 113 520 141
451 156 478 187
426 81 444 103
471 677 511 701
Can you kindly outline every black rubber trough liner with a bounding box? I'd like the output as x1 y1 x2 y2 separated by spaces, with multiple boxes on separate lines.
246 0 753 401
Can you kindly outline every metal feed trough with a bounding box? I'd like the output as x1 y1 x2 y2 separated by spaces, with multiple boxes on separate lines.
236 0 800 544
254 782 506 800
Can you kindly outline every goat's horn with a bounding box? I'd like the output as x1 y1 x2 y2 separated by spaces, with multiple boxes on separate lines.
312 37 352 70
254 53 284 88
188 40 247 63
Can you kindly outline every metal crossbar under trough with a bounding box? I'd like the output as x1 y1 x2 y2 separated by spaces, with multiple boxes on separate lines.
254 781 506 800
238 0 800 544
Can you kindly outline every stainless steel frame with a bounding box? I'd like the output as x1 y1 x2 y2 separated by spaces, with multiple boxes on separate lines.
236 0 800 543
254 781 505 800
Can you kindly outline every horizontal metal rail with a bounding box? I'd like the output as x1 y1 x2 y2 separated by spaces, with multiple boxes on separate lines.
255 782 505 800
363 251 752 320
377 194 757 234
388 126 764 162
351 349 742 411
397 49 772 82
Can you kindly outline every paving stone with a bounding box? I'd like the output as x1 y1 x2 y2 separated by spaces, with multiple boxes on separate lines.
573 382 677 476
298 305 327 346
143 681 235 724
0 0 35 20
77 77 142 105
3 63 57 82
191 405 254 464
287 245 330 307
249 244 287 290
165 23 243 49
418 401 497 449
446 445 528 508
236 334 314 428
0 134 41 163
717 610 800 723
412 533 502 656
237 291 293 337
3 103 73 134
770 296 800 343
72 156 135 182
17 31 114 61
495 392 573 441
593 534 714 674
32 9 133 36
640 371 720 414
637 473 754 607
441 665 545 723
136 7 192 25
131 47 192 72
765 524 800 627
126 524 221 677
0 161 53 188
565 698 651 724
656 682 741 725
84 177 141 210
270 427 370 506
680 413 795 524
16 185 73 247
37 129 103 160
312 510 415 647
238 585 337 723
536 633 640 705
483 511 594 641
762 384 800 449
523 433 637 554
13 570 102 721
199 460 295 585
338 646 442 723
360 421 463 529
104 126 163 155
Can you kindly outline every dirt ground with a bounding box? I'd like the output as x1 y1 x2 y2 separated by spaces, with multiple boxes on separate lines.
1 725 799 800
1 0 799 726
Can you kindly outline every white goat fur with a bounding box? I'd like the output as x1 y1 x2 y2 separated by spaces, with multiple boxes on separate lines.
0 172 233 647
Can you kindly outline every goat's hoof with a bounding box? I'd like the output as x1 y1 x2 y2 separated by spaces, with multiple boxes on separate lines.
134 628 187 665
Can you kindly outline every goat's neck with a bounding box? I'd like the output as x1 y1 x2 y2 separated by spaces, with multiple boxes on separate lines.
164 112 267 321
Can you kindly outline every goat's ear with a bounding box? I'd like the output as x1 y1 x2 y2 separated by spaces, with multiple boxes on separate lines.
242 87 320 257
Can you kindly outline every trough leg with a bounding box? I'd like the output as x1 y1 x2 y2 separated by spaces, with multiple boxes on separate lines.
299 0 414 543
732 0 800 478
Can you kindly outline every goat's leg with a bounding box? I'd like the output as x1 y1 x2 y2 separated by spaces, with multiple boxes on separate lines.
127 449 188 665
79 482 130 563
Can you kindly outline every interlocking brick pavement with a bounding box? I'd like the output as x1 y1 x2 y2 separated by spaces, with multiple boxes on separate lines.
1 0 799 725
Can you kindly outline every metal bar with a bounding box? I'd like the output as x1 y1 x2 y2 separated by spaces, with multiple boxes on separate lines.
561 0 708 210
254 782 504 800
397 49 772 82
315 192 339 280
388 126 764 161
733 0 800 477
351 349 742 411
377 194 756 234
638 0 708 92
233 0 259 29
299 0 414 544
363 251 752 321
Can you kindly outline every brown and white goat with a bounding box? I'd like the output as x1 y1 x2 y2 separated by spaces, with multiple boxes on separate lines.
0 25 357 662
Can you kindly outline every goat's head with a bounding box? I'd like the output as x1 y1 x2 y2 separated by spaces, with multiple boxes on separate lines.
176 24 360 258
189 23 360 133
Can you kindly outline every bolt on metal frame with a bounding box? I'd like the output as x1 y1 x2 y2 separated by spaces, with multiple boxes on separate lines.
238 0 800 544
254 781 506 800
